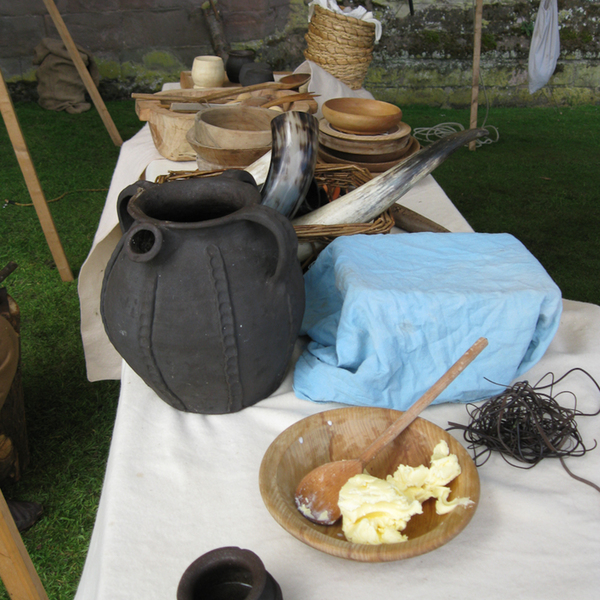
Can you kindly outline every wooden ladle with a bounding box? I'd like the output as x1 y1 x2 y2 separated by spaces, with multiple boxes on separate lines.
294 337 488 525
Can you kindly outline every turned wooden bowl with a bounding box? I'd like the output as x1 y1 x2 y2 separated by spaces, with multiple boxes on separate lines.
186 127 271 169
322 98 402 135
259 406 479 562
194 106 276 149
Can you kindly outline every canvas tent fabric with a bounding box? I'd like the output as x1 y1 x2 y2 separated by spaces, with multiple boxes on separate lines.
294 232 563 410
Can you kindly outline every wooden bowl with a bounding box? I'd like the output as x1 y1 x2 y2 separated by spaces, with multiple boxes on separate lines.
322 98 402 135
319 119 412 155
186 127 271 168
318 137 421 173
259 406 479 562
194 106 276 149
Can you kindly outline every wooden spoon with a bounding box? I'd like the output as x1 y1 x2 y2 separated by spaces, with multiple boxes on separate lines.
294 337 488 525
260 93 319 109
131 81 303 105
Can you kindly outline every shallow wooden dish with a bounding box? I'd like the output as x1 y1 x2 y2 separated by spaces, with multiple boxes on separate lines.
318 137 421 173
195 106 276 149
186 127 271 168
259 407 479 562
319 119 411 155
319 119 411 142
322 98 402 135
319 134 416 164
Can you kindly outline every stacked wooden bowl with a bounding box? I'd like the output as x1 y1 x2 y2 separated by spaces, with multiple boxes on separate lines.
318 98 420 173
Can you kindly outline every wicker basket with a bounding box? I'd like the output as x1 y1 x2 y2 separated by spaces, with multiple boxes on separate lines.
304 5 376 90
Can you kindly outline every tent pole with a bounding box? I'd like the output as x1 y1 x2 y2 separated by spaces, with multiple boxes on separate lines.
0 489 50 600
469 0 484 151
42 0 123 147
0 69 73 282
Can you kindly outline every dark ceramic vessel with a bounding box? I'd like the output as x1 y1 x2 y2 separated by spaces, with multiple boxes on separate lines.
177 547 282 600
100 171 305 414
226 49 256 84
239 62 274 86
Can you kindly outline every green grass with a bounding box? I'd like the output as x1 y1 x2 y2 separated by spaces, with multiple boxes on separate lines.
0 100 599 598
0 101 140 599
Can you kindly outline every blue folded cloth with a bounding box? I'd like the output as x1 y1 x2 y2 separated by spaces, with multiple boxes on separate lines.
293 233 562 410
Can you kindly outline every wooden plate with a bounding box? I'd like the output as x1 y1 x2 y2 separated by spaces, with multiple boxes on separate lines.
259 407 479 562
319 118 411 143
318 137 421 172
319 127 411 156
319 135 414 163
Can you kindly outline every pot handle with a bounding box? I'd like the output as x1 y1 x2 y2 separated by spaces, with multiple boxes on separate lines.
117 181 155 233
124 222 163 263
238 208 297 283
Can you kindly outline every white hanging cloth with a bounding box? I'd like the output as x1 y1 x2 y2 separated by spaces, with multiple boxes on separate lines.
528 0 560 93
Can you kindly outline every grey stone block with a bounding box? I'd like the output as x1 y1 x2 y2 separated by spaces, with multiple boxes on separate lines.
0 16 46 58
121 9 209 51
42 12 123 54
223 10 272 41
56 0 120 12
0 1 47 17
0 57 28 80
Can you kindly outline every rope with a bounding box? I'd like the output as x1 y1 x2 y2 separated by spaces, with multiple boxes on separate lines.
3 189 108 208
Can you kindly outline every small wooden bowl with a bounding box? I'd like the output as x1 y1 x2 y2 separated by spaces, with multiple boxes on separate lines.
186 127 271 168
194 106 276 149
259 406 479 562
322 98 402 135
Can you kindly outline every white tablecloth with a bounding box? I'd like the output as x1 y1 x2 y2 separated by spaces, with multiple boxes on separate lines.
76 123 600 600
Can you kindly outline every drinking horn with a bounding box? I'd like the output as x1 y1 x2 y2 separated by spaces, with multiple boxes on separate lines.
293 127 488 261
259 111 319 219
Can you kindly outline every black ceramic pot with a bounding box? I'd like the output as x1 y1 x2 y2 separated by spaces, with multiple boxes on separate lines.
100 171 305 414
226 49 256 84
239 62 274 86
177 547 282 600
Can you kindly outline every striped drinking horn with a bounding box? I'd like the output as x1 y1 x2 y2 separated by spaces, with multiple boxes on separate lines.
259 111 319 219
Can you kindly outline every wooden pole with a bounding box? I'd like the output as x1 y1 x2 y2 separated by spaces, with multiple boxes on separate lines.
0 69 73 282
0 490 50 600
469 0 484 151
42 0 123 147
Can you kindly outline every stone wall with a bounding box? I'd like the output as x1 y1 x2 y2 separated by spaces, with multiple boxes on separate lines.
369 0 600 107
1 0 598 106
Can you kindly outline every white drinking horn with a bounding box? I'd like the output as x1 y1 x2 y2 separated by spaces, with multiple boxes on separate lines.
294 127 488 261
